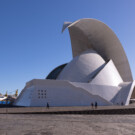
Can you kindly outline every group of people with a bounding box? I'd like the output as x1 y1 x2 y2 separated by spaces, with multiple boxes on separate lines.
91 102 98 109
46 102 98 109
117 102 124 106
46 101 125 109
90 101 124 109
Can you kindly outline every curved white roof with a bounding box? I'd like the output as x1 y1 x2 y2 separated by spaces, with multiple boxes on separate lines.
90 60 123 86
57 50 105 82
63 18 133 82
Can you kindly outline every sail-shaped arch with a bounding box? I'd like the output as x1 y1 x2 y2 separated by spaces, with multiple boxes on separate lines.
63 18 133 82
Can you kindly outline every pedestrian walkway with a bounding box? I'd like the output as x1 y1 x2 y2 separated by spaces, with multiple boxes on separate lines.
1 105 135 114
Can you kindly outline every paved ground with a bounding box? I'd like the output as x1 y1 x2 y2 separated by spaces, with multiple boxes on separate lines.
0 114 135 135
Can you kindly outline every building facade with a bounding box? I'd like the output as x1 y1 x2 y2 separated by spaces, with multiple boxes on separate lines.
14 18 135 107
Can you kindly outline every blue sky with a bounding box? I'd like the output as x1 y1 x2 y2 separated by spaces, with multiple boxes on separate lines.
0 0 135 94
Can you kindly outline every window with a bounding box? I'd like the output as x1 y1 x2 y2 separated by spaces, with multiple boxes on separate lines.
37 89 47 98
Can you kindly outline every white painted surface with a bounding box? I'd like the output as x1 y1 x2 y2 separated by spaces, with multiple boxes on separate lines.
65 18 133 82
112 81 135 105
70 82 121 102
15 86 35 106
57 50 105 82
90 60 123 86
14 79 135 107
14 79 112 107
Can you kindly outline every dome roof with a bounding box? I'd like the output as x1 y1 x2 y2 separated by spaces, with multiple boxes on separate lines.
57 50 105 82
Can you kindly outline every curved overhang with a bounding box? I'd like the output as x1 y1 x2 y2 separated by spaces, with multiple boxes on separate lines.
63 18 133 82
46 63 67 80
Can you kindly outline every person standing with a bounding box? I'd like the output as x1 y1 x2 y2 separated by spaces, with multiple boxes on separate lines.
91 102 94 109
95 102 97 109
46 102 49 109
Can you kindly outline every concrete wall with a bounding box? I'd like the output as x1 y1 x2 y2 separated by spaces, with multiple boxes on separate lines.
14 80 112 107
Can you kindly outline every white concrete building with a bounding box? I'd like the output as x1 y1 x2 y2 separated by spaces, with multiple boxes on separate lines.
14 18 135 107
